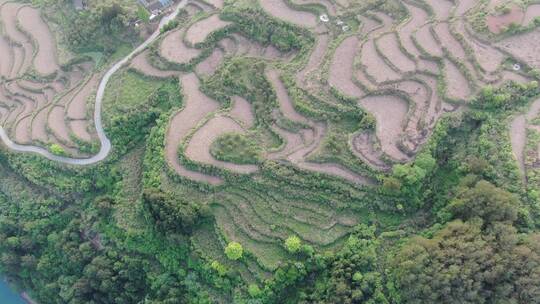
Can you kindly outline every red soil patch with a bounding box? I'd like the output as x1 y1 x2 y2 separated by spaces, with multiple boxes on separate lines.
398 2 429 58
355 68 376 91
268 126 307 159
31 107 50 142
487 5 524 34
329 36 364 98
351 131 390 170
266 69 310 124
1 3 33 76
4 100 24 127
185 115 258 173
423 0 453 20
387 80 429 129
417 59 439 74
0 106 8 124
510 115 527 174
70 120 93 142
358 15 381 35
67 75 99 120
17 6 59 75
443 59 472 101
416 74 443 126
377 33 416 73
8 45 24 79
496 29 540 70
434 22 467 60
48 106 71 143
500 71 530 84
523 4 540 25
414 24 443 57
159 29 201 64
297 33 329 85
0 36 13 78
14 115 31 144
195 48 224 77
456 20 504 73
131 50 178 78
359 95 409 161
166 73 222 185
289 123 374 185
185 14 231 45
360 39 400 83
17 79 47 91
455 0 478 16
259 0 318 28
229 96 255 128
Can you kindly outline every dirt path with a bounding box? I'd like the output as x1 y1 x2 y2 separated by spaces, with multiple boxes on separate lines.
165 73 222 184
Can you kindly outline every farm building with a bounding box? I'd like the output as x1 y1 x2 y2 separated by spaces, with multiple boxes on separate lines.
138 0 173 14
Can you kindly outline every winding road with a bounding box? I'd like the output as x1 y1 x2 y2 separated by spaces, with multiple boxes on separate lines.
0 0 188 165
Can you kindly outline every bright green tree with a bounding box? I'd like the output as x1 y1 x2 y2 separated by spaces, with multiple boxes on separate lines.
284 236 302 253
210 261 227 276
224 242 243 260
248 284 261 297
49 144 65 156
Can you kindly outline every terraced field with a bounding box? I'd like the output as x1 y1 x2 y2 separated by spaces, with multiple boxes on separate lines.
2 0 540 282
0 2 98 157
